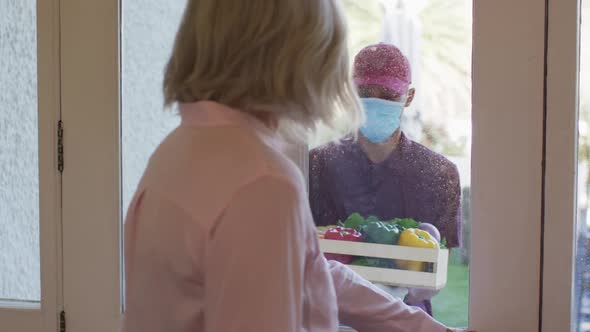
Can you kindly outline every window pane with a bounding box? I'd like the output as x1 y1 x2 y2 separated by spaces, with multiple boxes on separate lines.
311 0 471 328
121 1 185 214
120 0 186 306
121 0 471 327
0 0 40 302
574 2 590 331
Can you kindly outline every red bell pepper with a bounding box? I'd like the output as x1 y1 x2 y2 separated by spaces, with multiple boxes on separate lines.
323 226 362 264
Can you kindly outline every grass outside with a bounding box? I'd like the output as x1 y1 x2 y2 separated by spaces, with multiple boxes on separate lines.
432 262 470 328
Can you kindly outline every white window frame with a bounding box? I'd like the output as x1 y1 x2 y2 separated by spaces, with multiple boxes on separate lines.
57 0 558 331
1 0 62 331
59 1 122 331
469 0 547 329
542 0 581 331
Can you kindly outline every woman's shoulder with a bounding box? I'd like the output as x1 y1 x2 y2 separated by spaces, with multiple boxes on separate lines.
140 125 303 220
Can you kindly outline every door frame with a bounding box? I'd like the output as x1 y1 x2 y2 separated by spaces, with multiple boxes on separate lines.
0 0 62 331
542 0 581 331
59 0 551 330
469 0 546 329
59 0 122 331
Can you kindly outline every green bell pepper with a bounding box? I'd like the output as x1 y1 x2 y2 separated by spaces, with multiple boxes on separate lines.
361 221 401 245
342 213 383 231
351 257 395 269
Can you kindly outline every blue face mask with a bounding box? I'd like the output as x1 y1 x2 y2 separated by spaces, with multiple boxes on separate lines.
359 98 404 143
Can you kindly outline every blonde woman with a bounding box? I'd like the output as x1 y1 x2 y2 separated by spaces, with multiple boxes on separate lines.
122 1 472 331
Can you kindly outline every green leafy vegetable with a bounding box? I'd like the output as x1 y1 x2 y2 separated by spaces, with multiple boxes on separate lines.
365 215 380 223
387 218 420 229
343 213 367 231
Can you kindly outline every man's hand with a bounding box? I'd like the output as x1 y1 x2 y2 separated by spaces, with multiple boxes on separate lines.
405 287 439 305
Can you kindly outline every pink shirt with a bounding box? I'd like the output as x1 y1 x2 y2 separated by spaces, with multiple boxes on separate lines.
122 101 448 332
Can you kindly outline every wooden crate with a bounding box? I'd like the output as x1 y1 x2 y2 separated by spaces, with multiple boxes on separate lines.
319 239 448 290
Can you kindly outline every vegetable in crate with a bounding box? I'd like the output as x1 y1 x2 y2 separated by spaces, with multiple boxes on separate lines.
418 222 441 242
316 225 338 239
351 257 395 269
323 226 362 264
352 221 401 269
341 213 382 231
365 215 380 222
396 228 439 271
342 212 367 231
361 221 401 245
387 218 420 230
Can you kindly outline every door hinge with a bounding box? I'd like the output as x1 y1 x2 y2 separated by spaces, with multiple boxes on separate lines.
59 310 66 332
57 120 64 173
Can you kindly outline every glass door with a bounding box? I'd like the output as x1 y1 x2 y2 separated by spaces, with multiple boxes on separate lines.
0 0 61 331
542 0 584 331
563 0 590 332
60 0 548 331
575 5 590 330
310 0 472 327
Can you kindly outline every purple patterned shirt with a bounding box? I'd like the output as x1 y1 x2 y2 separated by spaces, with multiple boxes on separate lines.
309 133 462 248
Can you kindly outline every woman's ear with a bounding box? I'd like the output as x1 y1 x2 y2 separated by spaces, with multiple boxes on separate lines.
405 88 416 107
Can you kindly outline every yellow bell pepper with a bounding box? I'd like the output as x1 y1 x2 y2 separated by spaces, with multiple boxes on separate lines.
397 228 439 271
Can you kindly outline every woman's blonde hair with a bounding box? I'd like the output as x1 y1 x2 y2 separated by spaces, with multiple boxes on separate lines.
163 0 363 143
